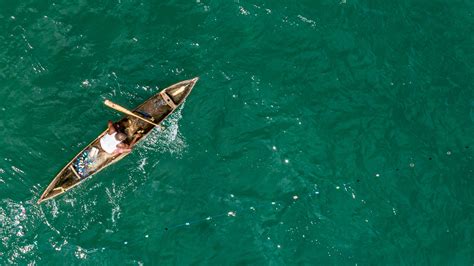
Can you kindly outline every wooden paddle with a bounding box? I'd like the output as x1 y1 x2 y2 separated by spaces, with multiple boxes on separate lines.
104 100 165 130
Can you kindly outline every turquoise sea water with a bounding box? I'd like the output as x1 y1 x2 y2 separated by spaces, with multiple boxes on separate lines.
1 0 473 264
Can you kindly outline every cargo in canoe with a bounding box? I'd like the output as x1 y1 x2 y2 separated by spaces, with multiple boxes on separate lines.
37 77 198 204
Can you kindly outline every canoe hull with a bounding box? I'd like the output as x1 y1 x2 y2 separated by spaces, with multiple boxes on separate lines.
37 77 198 204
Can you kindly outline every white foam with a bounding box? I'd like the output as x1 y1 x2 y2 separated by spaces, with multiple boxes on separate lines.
0 200 37 261
239 6 250 15
141 105 188 157
11 166 24 175
75 246 87 259
106 183 122 225
138 157 148 174
297 15 316 27
19 244 34 254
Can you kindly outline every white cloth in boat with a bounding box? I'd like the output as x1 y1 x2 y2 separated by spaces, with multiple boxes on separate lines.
100 132 122 154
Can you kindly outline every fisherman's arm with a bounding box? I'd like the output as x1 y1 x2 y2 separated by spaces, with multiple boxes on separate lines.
107 120 116 134
112 148 131 156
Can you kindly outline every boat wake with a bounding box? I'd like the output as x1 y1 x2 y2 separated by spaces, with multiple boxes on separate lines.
140 104 188 158
98 104 188 228
0 199 35 263
0 199 27 239
105 183 123 226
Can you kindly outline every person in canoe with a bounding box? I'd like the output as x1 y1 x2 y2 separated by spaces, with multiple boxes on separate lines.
100 120 140 156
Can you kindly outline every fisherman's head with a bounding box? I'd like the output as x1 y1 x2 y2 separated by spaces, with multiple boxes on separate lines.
115 132 127 141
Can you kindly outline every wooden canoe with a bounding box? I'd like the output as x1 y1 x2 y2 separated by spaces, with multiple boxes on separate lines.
37 77 198 204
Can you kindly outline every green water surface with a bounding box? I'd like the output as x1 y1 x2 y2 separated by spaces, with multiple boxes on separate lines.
0 0 473 264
